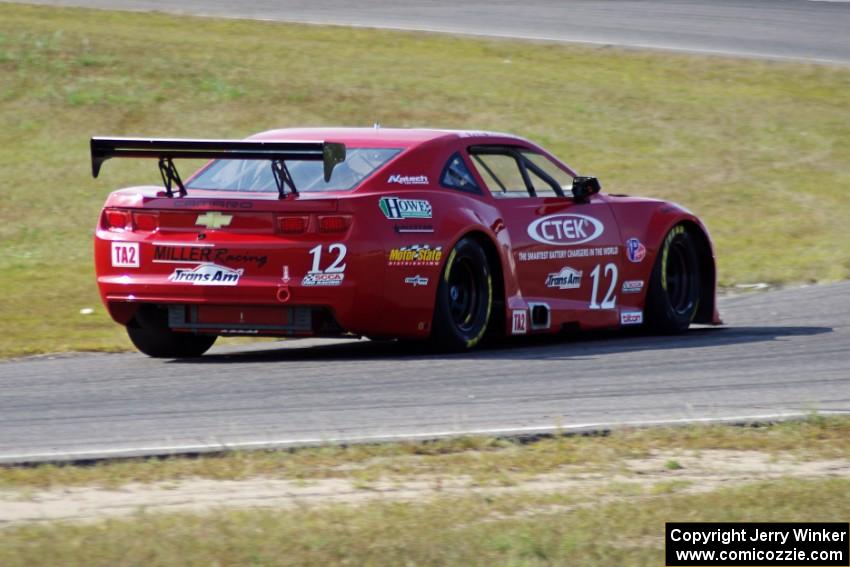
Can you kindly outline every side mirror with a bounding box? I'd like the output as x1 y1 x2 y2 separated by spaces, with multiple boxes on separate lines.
571 176 601 202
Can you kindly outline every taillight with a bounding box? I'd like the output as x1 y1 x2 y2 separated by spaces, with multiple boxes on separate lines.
104 209 131 231
278 215 308 234
318 215 352 233
133 212 159 232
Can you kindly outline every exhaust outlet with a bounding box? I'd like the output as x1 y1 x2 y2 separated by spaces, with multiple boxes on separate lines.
276 286 291 303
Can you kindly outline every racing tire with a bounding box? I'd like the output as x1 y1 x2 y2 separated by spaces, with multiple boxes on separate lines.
431 237 493 351
645 224 701 334
126 306 217 358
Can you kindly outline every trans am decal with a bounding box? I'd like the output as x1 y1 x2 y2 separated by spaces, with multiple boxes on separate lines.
379 197 432 219
545 267 583 290
527 214 604 246
168 264 243 286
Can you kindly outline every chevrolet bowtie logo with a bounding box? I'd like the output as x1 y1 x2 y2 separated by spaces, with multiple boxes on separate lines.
195 212 233 229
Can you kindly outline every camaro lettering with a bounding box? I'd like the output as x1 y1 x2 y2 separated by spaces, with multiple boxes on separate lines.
168 264 243 286
527 214 604 246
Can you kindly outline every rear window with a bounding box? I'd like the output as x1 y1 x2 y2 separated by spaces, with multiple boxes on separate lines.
186 148 401 193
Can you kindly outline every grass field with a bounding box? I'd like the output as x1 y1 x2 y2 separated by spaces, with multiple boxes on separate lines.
1 3 849 357
0 417 848 565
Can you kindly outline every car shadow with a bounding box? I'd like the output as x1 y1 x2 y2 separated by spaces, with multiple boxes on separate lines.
169 325 832 365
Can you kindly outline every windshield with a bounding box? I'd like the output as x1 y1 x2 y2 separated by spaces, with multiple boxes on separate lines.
186 148 401 193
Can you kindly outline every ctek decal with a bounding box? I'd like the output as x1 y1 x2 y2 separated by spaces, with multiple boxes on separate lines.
302 272 344 286
387 174 429 185
511 310 528 335
404 275 429 287
622 280 644 294
545 267 582 290
388 245 443 266
195 212 233 229
620 311 643 325
527 214 604 246
379 197 432 220
169 264 243 286
626 238 646 263
111 242 139 268
153 245 267 268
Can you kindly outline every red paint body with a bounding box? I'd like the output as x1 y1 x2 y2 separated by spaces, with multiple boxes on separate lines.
94 128 720 340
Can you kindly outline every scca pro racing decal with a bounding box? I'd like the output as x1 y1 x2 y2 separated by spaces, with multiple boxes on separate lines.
527 214 603 246
626 238 646 263
111 242 139 268
379 197 432 219
545 267 582 290
388 245 443 267
304 243 347 286
169 264 243 286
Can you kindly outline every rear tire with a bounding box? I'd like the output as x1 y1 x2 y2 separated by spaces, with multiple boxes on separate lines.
431 238 493 351
645 225 701 334
127 306 217 358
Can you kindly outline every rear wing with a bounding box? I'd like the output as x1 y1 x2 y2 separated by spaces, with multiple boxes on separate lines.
90 137 347 198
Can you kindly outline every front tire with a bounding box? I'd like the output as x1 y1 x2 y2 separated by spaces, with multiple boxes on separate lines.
127 306 217 358
645 225 701 334
431 238 493 351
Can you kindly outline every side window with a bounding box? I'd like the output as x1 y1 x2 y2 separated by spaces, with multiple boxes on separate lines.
468 146 567 199
523 151 574 195
470 153 527 197
440 152 481 193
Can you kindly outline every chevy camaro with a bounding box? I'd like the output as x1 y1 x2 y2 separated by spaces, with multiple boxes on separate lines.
91 128 720 357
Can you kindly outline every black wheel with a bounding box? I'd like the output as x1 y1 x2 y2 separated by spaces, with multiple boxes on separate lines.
431 237 493 351
645 224 701 334
126 306 217 358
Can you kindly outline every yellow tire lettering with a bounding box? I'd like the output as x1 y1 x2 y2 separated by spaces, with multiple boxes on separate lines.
444 249 457 283
466 274 492 349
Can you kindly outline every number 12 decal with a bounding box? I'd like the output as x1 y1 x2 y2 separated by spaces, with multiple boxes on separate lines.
589 263 617 309
308 243 347 273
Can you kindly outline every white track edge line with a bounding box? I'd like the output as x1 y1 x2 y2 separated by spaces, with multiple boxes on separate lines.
2 411 847 464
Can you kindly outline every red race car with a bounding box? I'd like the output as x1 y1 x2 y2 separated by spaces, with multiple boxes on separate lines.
91 128 720 358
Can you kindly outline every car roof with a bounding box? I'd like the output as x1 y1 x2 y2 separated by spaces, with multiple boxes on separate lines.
249 127 530 149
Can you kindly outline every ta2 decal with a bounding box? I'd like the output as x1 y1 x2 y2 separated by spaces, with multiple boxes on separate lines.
111 242 139 268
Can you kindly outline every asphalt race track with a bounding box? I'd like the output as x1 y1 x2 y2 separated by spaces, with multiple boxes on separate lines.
13 0 850 64
2 1 848 464
1 283 848 464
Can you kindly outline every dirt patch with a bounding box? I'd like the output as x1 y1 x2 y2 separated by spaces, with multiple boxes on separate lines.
1 450 847 527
